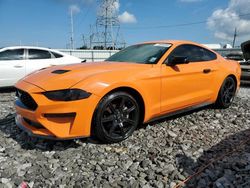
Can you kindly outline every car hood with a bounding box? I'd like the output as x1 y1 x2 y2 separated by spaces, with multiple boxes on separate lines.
241 40 250 61
21 62 148 91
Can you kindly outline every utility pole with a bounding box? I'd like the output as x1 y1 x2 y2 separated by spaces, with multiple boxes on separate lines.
89 0 126 50
89 24 93 49
82 34 86 47
232 28 237 48
70 8 75 49
104 6 108 48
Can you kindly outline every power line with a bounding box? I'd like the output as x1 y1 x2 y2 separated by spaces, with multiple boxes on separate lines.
74 2 94 29
123 21 207 30
122 13 250 30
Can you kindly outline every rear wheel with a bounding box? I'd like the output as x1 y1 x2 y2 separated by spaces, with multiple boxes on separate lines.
215 76 236 109
92 92 140 143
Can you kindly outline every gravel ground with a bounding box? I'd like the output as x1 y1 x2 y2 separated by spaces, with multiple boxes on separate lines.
0 87 249 188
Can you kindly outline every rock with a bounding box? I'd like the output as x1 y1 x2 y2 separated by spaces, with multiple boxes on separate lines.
167 130 177 138
141 159 151 168
170 182 176 188
129 162 139 172
215 113 222 118
123 160 133 170
154 181 164 188
0 89 250 187
1 178 10 184
177 173 186 181
165 164 175 173
197 178 207 188
205 169 217 181
214 176 233 188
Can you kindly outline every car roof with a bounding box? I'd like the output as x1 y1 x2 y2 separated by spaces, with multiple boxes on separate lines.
142 40 205 46
3 46 52 50
141 40 218 53
0 46 65 55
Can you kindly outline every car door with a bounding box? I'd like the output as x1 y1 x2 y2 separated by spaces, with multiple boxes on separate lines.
26 49 58 74
160 44 219 114
0 48 26 87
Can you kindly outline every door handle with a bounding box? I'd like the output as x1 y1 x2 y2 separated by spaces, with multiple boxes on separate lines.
203 69 211 74
14 65 23 68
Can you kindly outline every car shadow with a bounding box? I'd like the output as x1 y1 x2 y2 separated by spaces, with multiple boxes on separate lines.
139 104 212 130
175 128 250 188
240 82 250 87
0 103 212 152
0 87 15 93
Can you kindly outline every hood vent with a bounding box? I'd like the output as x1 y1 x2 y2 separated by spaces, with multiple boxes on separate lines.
52 70 70 74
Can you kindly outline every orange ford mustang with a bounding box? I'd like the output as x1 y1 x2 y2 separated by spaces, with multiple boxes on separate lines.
15 40 241 143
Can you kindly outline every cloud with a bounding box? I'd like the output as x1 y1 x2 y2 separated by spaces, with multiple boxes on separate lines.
179 0 203 3
118 11 137 23
207 0 250 43
69 4 80 14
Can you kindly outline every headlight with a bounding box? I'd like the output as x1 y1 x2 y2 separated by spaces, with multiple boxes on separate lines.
43 89 91 101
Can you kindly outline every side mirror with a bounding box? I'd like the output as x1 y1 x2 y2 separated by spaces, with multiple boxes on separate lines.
167 56 189 66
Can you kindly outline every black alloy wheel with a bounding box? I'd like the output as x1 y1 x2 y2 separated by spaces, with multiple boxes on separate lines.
93 92 140 143
215 77 236 109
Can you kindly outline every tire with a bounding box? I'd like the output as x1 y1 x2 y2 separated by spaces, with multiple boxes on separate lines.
215 76 236 109
92 91 140 143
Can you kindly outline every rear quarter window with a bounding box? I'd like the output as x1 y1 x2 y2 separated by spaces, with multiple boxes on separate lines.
51 51 63 58
202 48 217 61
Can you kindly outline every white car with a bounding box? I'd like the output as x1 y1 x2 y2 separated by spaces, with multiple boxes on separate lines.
0 46 82 87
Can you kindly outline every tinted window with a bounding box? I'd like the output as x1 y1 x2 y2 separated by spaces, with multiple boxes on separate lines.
202 48 217 61
0 49 24 60
51 51 63 58
169 44 217 62
106 43 172 64
28 49 52 59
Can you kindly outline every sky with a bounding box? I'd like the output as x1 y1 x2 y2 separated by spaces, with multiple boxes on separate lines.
0 0 250 49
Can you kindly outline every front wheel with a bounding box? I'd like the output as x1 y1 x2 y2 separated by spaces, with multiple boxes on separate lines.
215 76 236 109
92 92 140 143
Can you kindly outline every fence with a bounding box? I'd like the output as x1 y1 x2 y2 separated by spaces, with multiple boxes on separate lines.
57 49 119 62
57 48 243 62
213 48 241 57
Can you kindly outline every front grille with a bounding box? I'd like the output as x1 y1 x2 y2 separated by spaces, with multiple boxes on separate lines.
16 89 38 111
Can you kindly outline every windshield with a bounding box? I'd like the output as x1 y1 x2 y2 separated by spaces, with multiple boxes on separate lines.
106 43 172 64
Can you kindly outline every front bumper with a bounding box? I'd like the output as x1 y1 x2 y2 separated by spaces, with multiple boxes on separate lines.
14 81 101 139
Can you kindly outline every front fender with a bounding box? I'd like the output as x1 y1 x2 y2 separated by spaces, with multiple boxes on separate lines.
73 80 160 123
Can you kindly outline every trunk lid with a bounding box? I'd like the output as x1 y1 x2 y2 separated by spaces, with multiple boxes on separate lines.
241 40 250 61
